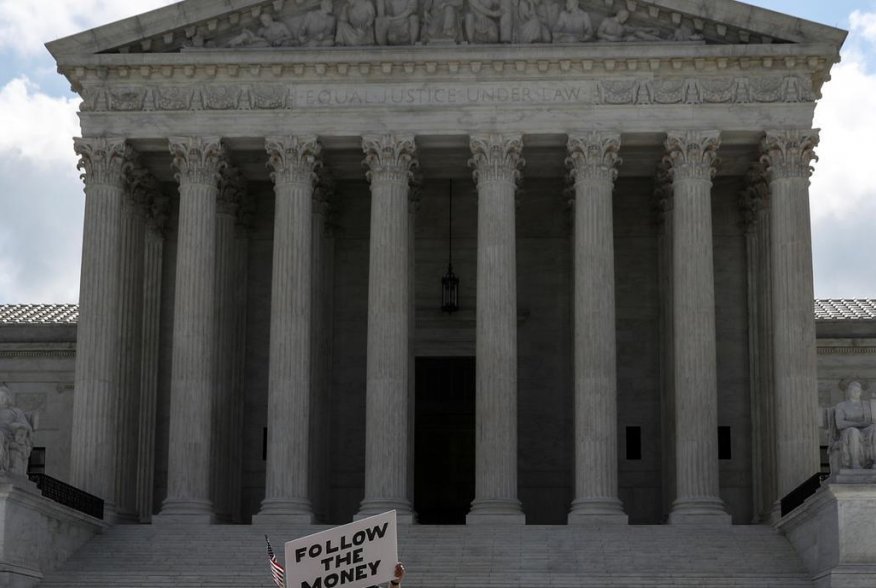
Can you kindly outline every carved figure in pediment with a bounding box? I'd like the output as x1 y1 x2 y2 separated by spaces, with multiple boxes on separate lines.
673 24 704 42
300 0 338 46
424 0 464 43
551 0 592 43
597 9 662 42
227 13 293 47
375 0 419 45
517 0 551 43
336 0 376 45
465 0 505 44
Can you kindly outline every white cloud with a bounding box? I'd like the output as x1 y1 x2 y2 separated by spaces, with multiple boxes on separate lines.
0 0 177 57
0 76 84 302
850 9 876 44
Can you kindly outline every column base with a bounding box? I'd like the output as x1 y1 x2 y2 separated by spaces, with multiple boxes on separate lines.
568 498 628 525
155 499 215 525
669 497 731 525
356 498 415 524
466 498 526 525
252 498 314 525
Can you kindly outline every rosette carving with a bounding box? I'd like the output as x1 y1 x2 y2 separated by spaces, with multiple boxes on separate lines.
362 134 418 184
760 130 820 180
168 137 226 186
663 130 721 181
265 135 322 186
74 137 133 189
469 134 525 185
566 132 622 184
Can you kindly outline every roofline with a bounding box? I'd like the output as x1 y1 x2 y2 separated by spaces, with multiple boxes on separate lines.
45 0 847 59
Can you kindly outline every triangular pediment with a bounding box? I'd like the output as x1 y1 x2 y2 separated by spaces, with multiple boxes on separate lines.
46 0 846 58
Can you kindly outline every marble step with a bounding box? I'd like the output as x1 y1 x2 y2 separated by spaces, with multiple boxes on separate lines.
39 524 814 587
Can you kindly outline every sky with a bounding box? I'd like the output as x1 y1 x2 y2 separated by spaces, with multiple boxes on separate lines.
0 1 875 303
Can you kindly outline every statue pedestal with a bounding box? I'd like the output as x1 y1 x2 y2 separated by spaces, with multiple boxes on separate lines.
777 481 876 588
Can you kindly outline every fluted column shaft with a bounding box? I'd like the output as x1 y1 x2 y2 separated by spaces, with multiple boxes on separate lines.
357 135 417 522
136 194 169 522
114 168 152 523
158 137 225 523
665 131 730 524
211 168 246 523
70 138 132 510
467 134 525 525
255 137 321 523
566 133 627 524
762 130 821 498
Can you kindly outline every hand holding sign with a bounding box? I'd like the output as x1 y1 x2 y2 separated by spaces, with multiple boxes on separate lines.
285 511 399 588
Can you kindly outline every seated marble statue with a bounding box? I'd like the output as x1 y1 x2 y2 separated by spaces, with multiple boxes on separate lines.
227 13 293 48
336 0 376 45
597 9 662 42
300 0 338 47
831 380 876 470
0 384 37 478
551 0 593 43
375 0 419 45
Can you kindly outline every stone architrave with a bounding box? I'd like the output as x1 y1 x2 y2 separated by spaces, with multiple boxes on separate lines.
467 133 526 525
566 132 628 525
255 136 322 524
761 130 821 499
157 137 225 524
113 164 154 523
664 130 731 525
357 134 418 523
70 137 132 512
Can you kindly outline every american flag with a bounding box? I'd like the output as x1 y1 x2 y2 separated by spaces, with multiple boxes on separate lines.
265 535 286 588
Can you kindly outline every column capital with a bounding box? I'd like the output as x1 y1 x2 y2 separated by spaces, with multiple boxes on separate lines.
469 134 524 185
760 129 820 180
362 134 418 184
145 193 172 237
126 165 159 216
169 137 226 187
739 163 770 233
664 130 721 181
74 137 133 190
652 161 673 227
566 132 622 184
218 167 247 218
266 136 322 186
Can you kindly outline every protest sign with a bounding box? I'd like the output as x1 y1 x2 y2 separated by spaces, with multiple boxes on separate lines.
284 511 398 588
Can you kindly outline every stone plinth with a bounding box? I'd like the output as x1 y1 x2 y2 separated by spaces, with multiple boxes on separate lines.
778 482 876 588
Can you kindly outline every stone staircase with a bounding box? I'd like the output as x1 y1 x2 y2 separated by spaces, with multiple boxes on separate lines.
39 524 813 587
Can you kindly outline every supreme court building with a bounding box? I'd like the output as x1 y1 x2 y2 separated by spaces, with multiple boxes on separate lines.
40 0 854 544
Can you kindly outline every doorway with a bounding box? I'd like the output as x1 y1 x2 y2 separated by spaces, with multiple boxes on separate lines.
414 356 476 524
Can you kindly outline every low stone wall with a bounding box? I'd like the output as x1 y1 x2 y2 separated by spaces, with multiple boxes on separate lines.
0 478 106 588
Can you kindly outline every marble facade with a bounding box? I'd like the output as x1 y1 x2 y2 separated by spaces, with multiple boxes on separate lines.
29 0 857 537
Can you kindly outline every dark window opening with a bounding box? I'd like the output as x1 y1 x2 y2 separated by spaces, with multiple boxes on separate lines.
262 428 268 461
28 447 46 475
718 426 732 460
626 426 642 460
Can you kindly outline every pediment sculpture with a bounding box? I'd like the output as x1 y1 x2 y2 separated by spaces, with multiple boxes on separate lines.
0 384 38 478
825 379 876 472
200 0 713 50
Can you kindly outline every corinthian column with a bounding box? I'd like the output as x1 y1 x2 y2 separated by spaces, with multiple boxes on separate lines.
357 135 417 522
157 137 225 524
467 134 525 525
566 133 627 525
255 136 321 524
114 165 154 522
70 138 132 513
761 130 820 499
664 131 730 524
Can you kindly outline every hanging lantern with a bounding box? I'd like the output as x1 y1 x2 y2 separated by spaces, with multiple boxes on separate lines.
441 179 459 314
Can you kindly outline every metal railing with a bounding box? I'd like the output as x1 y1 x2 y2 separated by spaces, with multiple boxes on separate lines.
780 472 829 517
27 473 104 520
